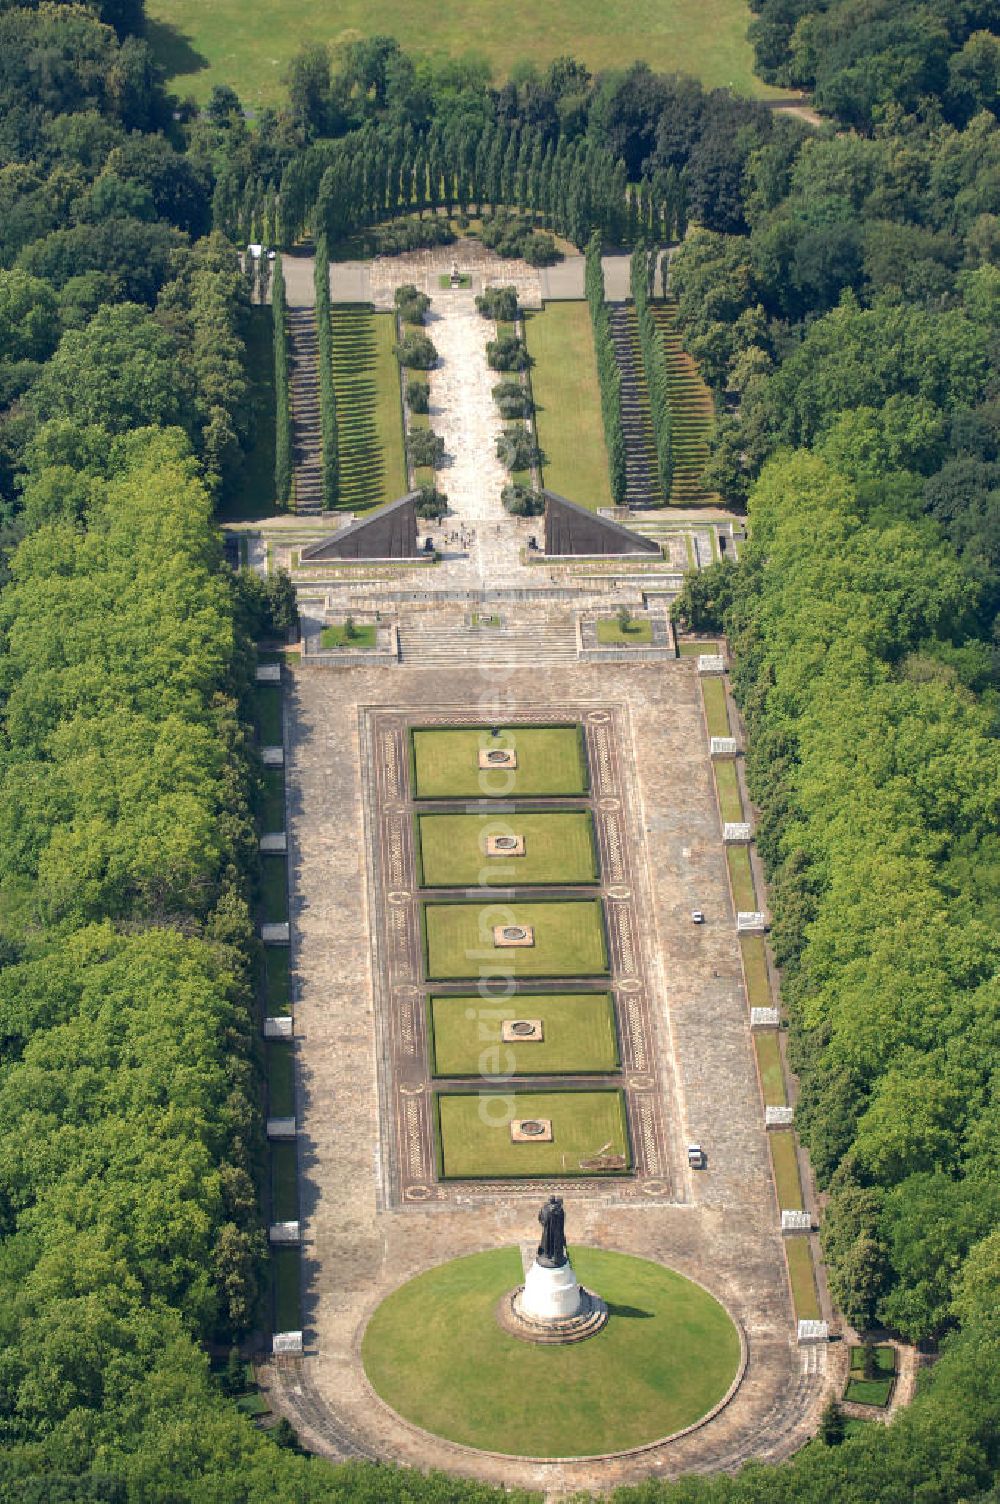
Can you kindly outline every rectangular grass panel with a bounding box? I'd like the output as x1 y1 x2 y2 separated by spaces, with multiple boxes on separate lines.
260 855 288 922
271 1141 298 1222
726 845 757 913
769 1129 804 1210
701 676 730 738
423 899 608 980
429 992 619 1076
754 1031 787 1106
272 1247 301 1333
784 1237 820 1322
267 1043 295 1117
411 724 586 799
740 935 771 1009
330 306 407 512
435 1089 630 1178
261 767 285 829
523 303 613 509
263 945 290 1012
416 811 597 887
714 759 744 824
255 685 283 744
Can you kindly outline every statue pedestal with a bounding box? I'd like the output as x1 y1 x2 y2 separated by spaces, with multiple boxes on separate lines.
498 1257 609 1344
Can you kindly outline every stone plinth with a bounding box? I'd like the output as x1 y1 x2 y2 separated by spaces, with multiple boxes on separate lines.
493 924 534 947
264 1015 293 1039
697 654 726 675
260 831 287 853
266 1116 296 1139
256 663 281 683
710 736 740 758
737 911 766 933
272 1330 303 1355
766 1105 794 1127
797 1320 829 1345
486 833 525 856
262 745 284 767
510 1117 552 1142
261 922 290 945
501 1018 543 1042
269 1221 301 1243
723 822 753 843
478 748 517 769
781 1209 812 1232
500 1257 608 1344
751 1007 781 1028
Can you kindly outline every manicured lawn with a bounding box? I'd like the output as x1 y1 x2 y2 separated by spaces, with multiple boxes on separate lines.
268 1043 294 1117
411 725 586 799
740 935 772 1009
423 899 608 979
330 306 407 512
260 768 285 831
784 1237 821 1322
850 1344 896 1375
416 811 598 887
148 0 776 109
845 1346 895 1406
769 1129 804 1210
754 1030 787 1106
320 622 376 648
435 1089 629 1177
263 945 290 1011
272 1247 301 1332
726 845 757 913
362 1246 742 1455
678 639 721 657
596 616 654 645
429 992 619 1076
271 1142 298 1221
714 759 744 824
524 303 612 510
235 1391 270 1416
701 675 731 737
259 855 288 922
254 686 283 745
219 306 281 521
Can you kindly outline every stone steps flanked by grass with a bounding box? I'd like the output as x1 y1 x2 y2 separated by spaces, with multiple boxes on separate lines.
397 618 579 667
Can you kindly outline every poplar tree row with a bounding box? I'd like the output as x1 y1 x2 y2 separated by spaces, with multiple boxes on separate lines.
585 231 627 505
313 231 339 509
631 244 674 500
271 253 292 505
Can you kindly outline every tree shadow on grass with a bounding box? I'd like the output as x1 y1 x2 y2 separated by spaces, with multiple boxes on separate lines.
145 18 209 83
605 1301 654 1319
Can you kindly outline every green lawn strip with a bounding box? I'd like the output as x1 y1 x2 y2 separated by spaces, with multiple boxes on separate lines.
272 1247 301 1332
260 768 285 830
320 623 376 648
267 1043 295 1117
411 725 587 798
254 686 282 744
769 1129 804 1210
713 760 744 824
596 617 653 645
270 1142 298 1221
849 1345 896 1376
845 1377 894 1407
263 945 291 1013
739 935 772 1009
416 811 598 887
424 899 608 980
219 306 279 521
726 845 757 913
754 1030 787 1106
330 306 407 512
523 304 613 509
678 640 720 657
259 855 288 923
784 1237 821 1323
436 1089 629 1178
701 676 731 737
361 1246 742 1456
429 992 618 1076
235 1391 270 1416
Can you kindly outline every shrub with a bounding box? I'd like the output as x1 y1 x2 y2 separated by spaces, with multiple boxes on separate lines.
487 334 528 371
523 232 561 267
395 283 431 326
406 378 429 413
492 379 533 419
585 230 626 504
395 332 437 369
631 244 672 499
476 285 518 322
370 219 454 255
415 484 448 519
481 214 563 266
271 255 292 506
407 427 444 468
496 427 540 472
501 482 545 516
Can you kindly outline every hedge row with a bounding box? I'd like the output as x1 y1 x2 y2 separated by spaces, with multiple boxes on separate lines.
585 231 626 505
271 253 292 505
314 232 339 509
631 245 673 500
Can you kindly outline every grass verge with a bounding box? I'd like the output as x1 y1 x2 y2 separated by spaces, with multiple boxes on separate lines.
701 676 730 738
320 622 376 648
423 899 608 979
429 992 619 1076
416 811 598 887
523 303 612 509
714 759 744 824
769 1129 804 1210
754 1031 787 1106
784 1237 821 1322
740 935 771 1009
330 306 407 512
596 616 654 645
435 1089 629 1178
726 845 757 913
411 725 587 799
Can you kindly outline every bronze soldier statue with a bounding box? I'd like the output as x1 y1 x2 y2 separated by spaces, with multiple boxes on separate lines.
537 1195 567 1267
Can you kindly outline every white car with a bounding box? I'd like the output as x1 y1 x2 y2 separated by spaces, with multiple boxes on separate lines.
687 1143 705 1168
691 910 705 924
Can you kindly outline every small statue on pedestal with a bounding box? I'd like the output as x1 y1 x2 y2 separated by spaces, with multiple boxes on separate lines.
537 1195 567 1268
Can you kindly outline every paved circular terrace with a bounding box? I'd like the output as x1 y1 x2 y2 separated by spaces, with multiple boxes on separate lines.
361 1247 744 1459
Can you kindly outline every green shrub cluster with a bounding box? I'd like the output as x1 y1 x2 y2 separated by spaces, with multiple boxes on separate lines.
486 333 527 371
406 377 430 413
395 283 431 325
496 427 540 472
271 252 292 504
407 427 444 468
476 285 519 322
630 244 673 499
415 484 448 519
492 379 533 419
314 231 339 509
585 231 626 504
501 482 545 516
394 331 437 369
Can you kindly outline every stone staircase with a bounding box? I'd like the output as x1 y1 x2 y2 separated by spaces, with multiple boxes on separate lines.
397 617 579 667
286 307 324 515
609 304 661 509
650 300 720 506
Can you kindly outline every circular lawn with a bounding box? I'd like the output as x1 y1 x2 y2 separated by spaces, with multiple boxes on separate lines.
361 1246 742 1457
